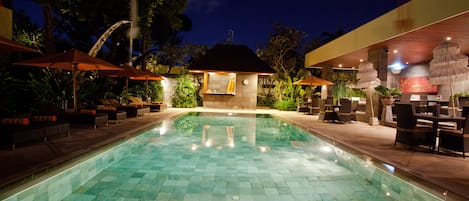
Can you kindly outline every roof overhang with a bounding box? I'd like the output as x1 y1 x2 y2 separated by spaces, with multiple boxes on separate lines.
305 0 469 69
188 69 274 76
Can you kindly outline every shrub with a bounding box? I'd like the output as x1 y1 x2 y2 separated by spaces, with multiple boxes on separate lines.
274 100 296 111
172 74 197 108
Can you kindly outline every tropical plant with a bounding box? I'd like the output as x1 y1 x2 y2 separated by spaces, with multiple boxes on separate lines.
272 78 303 110
374 85 402 98
26 69 71 110
128 83 146 99
172 73 197 108
347 88 367 98
331 71 357 103
454 92 469 97
147 81 164 102
0 71 24 115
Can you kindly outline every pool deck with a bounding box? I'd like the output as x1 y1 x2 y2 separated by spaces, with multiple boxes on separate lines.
1 108 469 201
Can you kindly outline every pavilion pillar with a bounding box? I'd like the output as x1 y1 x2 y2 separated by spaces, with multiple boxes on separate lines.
368 47 389 86
321 65 334 100
368 47 389 124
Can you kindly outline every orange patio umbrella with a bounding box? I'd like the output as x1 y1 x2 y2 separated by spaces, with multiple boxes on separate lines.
294 76 334 100
0 36 39 53
293 76 334 86
99 64 163 99
138 70 164 99
14 49 122 111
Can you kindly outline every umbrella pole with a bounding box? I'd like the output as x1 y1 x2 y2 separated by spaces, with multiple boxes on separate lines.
72 64 78 112
126 77 129 103
146 78 149 101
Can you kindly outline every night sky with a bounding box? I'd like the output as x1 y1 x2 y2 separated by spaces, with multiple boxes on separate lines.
13 0 402 50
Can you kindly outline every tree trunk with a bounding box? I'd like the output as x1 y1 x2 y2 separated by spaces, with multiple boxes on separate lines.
43 3 55 54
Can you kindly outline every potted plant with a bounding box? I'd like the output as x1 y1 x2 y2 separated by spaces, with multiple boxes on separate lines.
374 85 401 105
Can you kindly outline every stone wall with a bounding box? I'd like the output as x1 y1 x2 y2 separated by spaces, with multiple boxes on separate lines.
202 74 258 110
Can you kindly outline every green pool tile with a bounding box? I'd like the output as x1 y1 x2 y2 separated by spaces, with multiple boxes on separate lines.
63 193 96 201
263 188 278 196
212 186 226 195
210 194 227 201
185 184 202 194
130 172 145 178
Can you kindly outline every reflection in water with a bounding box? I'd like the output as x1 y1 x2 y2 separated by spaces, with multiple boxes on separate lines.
198 113 258 150
174 112 315 153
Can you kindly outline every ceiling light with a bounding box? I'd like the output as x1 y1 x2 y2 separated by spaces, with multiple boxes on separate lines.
445 36 452 41
338 64 342 68
359 59 364 62
393 49 398 54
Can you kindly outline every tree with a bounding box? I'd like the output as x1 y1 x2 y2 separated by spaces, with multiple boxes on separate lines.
304 28 345 53
261 23 307 81
147 43 208 75
138 0 192 69
259 24 307 110
12 10 44 53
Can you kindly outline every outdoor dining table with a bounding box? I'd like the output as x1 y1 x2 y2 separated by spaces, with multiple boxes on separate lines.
414 113 465 150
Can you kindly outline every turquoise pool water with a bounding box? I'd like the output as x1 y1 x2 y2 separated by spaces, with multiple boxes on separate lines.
3 112 443 201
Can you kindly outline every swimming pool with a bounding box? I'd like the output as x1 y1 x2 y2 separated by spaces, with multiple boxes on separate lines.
2 112 443 201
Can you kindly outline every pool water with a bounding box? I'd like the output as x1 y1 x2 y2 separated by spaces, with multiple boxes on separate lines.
4 112 442 201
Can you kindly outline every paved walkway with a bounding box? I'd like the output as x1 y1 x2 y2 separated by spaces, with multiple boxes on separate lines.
1 108 468 200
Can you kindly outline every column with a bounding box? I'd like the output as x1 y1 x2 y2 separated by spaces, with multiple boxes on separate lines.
368 47 389 123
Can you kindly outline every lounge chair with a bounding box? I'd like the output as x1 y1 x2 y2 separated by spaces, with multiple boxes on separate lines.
127 97 151 116
438 106 469 158
59 109 108 129
394 103 434 150
96 105 127 123
319 99 338 122
149 102 167 112
1 115 70 151
96 98 148 118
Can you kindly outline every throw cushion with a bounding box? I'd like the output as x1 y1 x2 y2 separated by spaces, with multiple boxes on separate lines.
80 109 97 115
102 106 117 112
108 99 120 105
1 118 30 126
31 115 57 122
128 97 144 104
97 99 110 105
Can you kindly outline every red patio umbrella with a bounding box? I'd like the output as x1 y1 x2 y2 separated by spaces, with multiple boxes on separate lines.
14 49 122 111
138 70 164 99
0 36 39 53
99 64 163 99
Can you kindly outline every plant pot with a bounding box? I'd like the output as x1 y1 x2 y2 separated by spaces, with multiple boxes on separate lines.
380 97 395 105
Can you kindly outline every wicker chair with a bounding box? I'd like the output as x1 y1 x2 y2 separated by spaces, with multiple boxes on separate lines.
338 98 353 123
438 106 469 158
319 99 338 122
394 103 434 150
